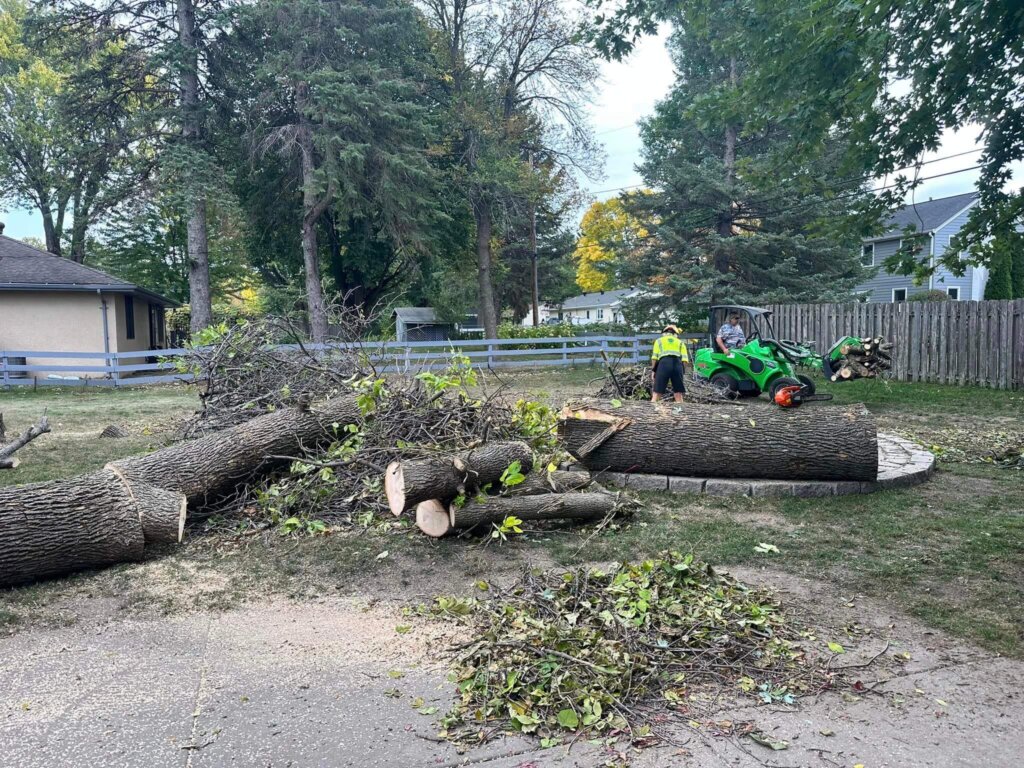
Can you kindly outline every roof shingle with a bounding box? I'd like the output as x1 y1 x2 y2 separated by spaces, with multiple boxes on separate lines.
879 191 979 237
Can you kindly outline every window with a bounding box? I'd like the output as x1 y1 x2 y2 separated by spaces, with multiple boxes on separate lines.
947 287 960 300
124 295 135 339
586 309 591 319
597 308 604 320
892 288 907 302
861 243 874 267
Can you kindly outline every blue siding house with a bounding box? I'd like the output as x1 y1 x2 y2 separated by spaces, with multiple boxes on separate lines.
857 192 989 302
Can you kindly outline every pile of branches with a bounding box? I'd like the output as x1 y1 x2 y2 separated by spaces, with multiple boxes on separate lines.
439 552 833 744
829 337 893 381
596 363 734 404
179 310 372 437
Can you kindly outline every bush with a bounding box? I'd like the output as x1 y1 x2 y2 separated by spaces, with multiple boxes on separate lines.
908 289 950 302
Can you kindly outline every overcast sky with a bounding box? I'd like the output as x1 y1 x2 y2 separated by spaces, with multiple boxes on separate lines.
2 28 1018 241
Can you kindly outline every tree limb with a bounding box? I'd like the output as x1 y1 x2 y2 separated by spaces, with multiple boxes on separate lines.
0 413 51 469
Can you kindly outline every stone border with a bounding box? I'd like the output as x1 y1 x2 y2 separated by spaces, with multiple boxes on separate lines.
596 433 934 498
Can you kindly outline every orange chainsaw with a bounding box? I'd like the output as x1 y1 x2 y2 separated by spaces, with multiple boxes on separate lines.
773 384 834 408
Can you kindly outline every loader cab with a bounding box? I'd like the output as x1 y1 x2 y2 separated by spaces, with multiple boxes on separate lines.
707 305 780 349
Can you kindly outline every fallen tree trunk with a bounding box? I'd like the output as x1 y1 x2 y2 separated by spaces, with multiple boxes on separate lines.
559 399 878 482
0 413 50 469
385 441 533 516
0 469 187 586
503 470 592 496
449 492 617 531
0 396 362 586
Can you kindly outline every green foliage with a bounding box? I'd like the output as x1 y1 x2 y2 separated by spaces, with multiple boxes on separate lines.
491 514 524 542
438 553 827 742
498 322 575 339
907 290 951 302
610 6 867 320
509 399 559 453
587 0 1024 276
351 376 388 416
499 461 526 488
415 352 479 394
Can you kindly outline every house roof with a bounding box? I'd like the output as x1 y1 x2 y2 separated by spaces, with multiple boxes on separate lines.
873 192 979 239
560 288 640 310
0 234 176 305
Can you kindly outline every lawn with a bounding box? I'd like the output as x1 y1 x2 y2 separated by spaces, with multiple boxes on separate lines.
0 369 1021 657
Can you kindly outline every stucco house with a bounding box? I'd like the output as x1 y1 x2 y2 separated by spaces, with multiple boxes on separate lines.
857 191 989 302
559 288 642 325
0 229 176 377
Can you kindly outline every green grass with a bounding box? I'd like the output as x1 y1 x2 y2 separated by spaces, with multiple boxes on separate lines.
0 385 197 485
2 372 1023 658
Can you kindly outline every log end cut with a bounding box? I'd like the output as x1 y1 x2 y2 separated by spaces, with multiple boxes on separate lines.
415 499 452 538
385 461 406 516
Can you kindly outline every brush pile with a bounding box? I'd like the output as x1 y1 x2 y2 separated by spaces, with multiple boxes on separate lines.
437 552 833 744
828 337 893 382
596 363 734 404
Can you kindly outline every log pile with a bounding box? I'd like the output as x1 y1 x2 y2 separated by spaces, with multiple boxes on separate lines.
559 398 878 482
829 337 893 382
0 397 361 586
385 447 629 538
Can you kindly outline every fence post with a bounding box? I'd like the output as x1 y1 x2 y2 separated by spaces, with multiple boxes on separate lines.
632 337 640 365
111 354 121 387
1 351 8 388
562 340 568 363
599 337 608 366
487 343 494 368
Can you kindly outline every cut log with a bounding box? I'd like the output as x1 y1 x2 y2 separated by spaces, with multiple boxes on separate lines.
503 470 593 496
415 499 453 538
0 396 362 586
106 396 361 503
449 492 617 530
100 424 130 439
384 441 533 516
0 468 187 587
559 399 878 482
0 413 50 469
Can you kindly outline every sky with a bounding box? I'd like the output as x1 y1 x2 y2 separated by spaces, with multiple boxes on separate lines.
2 28 1019 241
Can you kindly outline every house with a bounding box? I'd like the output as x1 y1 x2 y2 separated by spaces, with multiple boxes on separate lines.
393 307 483 342
559 288 642 325
857 192 988 302
0 229 176 377
519 303 560 327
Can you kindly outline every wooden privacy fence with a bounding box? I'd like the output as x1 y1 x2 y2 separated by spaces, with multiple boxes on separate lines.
767 300 1024 390
0 334 704 388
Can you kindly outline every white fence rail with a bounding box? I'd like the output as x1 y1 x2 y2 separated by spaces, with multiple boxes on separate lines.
0 334 705 388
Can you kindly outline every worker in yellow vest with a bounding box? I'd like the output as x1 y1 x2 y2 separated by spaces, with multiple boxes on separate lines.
650 324 688 403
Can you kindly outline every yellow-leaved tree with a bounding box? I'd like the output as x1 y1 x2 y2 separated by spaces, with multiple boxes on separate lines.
572 193 650 291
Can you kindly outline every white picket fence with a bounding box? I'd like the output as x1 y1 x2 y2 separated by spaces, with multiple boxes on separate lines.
0 334 704 388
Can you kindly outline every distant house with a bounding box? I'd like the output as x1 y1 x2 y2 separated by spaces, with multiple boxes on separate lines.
559 288 642 325
393 307 483 342
519 303 560 327
857 192 988 302
0 230 176 377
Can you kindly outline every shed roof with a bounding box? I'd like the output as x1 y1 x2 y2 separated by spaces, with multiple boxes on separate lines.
0 234 176 305
874 191 979 239
393 307 445 324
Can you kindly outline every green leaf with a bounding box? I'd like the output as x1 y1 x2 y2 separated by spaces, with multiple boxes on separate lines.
749 731 789 750
828 641 845 654
753 542 780 554
610 398 623 407
557 708 579 729
395 625 412 635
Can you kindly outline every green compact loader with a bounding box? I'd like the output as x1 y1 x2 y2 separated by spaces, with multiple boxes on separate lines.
692 305 870 402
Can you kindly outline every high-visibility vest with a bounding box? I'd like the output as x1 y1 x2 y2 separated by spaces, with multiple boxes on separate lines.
651 334 689 363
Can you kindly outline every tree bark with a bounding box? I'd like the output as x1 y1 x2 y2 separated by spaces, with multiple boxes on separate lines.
558 399 878 482
384 441 533 515
449 492 616 530
474 199 498 339
297 84 329 344
178 0 212 335
0 396 363 586
503 470 592 496
0 469 186 587
108 396 362 504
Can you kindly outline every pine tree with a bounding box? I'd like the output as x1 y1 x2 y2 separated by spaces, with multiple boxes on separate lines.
618 14 868 320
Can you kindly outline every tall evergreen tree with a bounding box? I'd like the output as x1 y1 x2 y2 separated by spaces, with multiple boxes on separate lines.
617 15 867 321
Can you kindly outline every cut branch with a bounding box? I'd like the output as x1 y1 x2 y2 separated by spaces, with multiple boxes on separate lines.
0 413 50 469
448 492 617 531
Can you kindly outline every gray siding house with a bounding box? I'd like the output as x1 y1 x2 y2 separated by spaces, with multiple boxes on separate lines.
857 192 989 302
